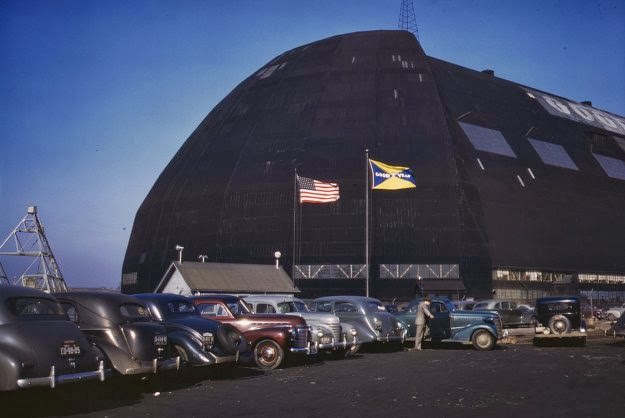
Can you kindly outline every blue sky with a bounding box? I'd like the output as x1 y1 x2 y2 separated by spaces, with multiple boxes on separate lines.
1 1 624 289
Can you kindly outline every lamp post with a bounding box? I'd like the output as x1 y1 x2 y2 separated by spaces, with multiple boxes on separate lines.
175 245 184 263
274 251 281 269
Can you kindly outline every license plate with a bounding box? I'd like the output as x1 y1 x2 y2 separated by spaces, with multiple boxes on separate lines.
154 335 167 346
59 341 81 357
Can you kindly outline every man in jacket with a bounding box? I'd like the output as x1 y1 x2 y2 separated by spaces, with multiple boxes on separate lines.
412 296 434 351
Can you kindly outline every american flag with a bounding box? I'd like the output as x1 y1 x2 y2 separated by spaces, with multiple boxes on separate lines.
297 175 340 204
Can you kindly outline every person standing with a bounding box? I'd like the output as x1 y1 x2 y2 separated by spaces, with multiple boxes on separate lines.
412 296 434 350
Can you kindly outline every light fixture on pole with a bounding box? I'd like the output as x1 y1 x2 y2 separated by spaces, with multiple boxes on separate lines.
175 245 184 263
198 254 208 263
274 251 281 269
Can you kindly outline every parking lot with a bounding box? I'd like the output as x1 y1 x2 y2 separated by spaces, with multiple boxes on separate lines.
3 330 623 418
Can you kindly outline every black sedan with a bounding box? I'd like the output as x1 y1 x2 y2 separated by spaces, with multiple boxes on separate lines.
56 291 180 376
134 293 247 367
0 285 105 391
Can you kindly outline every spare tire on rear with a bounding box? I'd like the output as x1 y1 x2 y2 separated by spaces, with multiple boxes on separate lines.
548 315 571 335
216 324 247 355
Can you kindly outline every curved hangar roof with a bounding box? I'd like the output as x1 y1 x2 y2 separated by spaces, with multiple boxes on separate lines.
122 30 625 295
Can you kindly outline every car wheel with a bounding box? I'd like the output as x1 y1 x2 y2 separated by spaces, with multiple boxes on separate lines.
471 329 495 351
254 339 284 370
216 324 246 355
548 315 571 334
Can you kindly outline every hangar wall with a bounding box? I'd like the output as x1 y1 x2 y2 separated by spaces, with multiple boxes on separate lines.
122 30 625 301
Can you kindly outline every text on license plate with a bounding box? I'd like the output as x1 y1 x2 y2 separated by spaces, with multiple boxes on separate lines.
59 341 81 356
154 335 167 346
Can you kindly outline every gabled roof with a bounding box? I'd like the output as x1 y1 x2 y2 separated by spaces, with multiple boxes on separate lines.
155 262 300 294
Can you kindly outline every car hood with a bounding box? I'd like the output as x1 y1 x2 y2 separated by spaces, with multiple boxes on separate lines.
236 313 306 329
289 311 339 326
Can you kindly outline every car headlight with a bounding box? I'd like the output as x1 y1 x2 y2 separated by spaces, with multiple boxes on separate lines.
317 330 324 338
202 332 215 350
350 328 358 336
373 317 383 330
396 322 406 330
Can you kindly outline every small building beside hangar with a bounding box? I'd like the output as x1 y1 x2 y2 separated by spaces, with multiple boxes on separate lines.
154 261 300 296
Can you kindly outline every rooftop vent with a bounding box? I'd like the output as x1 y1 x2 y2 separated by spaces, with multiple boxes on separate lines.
481 69 495 77
581 100 592 106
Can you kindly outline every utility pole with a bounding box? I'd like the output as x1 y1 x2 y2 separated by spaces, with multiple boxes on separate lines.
0 206 68 292
398 0 419 39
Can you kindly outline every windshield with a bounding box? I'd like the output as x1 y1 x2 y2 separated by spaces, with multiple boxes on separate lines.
366 301 386 312
277 301 308 313
228 300 251 315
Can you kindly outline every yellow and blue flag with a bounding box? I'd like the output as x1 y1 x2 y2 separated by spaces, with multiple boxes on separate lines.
369 158 416 190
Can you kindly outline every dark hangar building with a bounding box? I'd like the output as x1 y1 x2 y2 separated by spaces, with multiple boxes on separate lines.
122 30 625 302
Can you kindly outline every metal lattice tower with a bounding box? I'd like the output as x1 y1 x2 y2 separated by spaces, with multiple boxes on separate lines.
0 206 68 292
398 0 419 39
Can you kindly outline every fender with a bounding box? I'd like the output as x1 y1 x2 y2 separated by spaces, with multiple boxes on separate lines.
167 330 212 365
86 334 137 375
341 320 377 343
450 324 497 343
0 350 20 391
242 327 289 348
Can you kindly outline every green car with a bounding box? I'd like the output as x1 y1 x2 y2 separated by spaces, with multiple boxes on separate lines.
394 298 505 351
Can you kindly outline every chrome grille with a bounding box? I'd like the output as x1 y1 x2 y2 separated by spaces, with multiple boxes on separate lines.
329 324 341 340
292 326 309 348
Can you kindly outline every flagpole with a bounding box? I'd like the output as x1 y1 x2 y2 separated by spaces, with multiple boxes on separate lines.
293 168 297 279
365 148 369 297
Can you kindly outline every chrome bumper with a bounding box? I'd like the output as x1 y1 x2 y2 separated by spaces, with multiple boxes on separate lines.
375 334 406 343
17 361 106 389
123 356 180 375
208 351 239 365
316 335 358 351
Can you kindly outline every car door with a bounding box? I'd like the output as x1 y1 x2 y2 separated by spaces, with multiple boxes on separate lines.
428 301 451 339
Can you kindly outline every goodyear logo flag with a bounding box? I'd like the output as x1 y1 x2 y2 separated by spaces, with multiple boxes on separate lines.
368 158 416 190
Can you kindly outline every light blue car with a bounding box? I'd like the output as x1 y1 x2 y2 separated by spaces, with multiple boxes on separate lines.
394 298 505 350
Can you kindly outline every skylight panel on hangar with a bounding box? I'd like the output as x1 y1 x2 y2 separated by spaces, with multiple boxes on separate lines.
528 138 579 171
593 153 625 181
458 122 517 158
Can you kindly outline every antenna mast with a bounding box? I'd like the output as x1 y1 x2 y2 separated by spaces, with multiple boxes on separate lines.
398 0 419 39
0 206 69 292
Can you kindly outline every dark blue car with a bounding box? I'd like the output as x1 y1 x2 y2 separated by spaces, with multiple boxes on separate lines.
134 293 247 367
394 298 505 350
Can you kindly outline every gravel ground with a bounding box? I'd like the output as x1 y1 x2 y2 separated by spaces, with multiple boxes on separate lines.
3 331 624 418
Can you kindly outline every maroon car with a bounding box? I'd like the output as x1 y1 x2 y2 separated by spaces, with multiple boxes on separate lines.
190 295 313 369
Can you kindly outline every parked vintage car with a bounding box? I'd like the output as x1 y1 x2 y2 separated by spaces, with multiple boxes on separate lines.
191 294 313 370
309 296 407 348
471 299 537 328
605 314 625 338
604 303 625 320
394 298 504 351
0 285 105 391
56 291 180 375
243 295 358 356
134 293 247 367
535 296 586 335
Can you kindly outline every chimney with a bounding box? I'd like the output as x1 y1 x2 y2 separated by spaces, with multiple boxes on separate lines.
481 69 495 77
